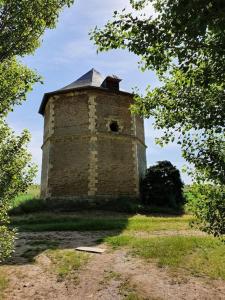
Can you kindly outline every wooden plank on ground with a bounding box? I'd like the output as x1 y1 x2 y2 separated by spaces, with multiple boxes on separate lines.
76 247 106 254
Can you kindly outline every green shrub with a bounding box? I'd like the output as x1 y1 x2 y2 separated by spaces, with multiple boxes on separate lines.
187 184 225 238
0 225 15 263
0 122 36 262
141 161 184 209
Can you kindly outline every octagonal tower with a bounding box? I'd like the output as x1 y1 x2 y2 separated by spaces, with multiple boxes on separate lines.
39 69 147 201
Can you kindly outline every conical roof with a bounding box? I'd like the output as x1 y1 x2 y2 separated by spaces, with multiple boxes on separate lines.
39 68 131 115
60 68 104 90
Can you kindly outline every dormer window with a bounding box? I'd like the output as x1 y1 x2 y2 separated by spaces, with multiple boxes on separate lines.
101 76 121 91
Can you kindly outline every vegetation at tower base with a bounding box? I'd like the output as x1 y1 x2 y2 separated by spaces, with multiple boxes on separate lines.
0 0 74 262
91 0 225 237
141 161 184 210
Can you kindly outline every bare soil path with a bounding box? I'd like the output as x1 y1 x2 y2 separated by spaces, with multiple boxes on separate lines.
2 231 225 300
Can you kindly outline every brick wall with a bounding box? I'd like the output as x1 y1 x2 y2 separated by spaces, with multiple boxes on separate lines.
40 89 147 200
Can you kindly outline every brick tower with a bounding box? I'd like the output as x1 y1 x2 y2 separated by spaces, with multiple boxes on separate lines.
39 69 147 201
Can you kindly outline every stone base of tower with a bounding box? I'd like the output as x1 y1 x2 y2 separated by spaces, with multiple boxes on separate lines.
39 195 139 212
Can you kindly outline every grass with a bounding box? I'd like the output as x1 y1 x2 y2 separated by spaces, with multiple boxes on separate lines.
10 185 184 215
124 294 143 300
104 235 225 280
46 249 89 281
119 278 147 300
9 185 225 282
0 272 8 299
11 213 193 232
99 270 121 287
12 185 40 208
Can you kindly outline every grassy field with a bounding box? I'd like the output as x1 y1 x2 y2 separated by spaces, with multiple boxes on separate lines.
7 186 225 287
9 209 225 281
11 213 193 232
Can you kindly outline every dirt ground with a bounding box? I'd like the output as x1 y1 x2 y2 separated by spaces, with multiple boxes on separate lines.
1 231 225 300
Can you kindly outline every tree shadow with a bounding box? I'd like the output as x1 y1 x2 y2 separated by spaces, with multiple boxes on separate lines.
6 210 130 266
6 197 186 266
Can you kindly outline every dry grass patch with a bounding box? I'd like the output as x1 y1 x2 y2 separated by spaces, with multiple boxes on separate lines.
119 278 151 300
0 270 8 299
46 249 89 281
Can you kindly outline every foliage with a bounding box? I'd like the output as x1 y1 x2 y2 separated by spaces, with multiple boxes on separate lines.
0 225 15 263
0 58 40 117
186 184 225 238
0 0 74 116
0 121 37 262
141 161 184 209
91 0 225 237
0 0 74 62
91 0 225 185
0 122 37 202
0 0 74 262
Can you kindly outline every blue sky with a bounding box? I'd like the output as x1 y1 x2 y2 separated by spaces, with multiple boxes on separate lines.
7 0 191 184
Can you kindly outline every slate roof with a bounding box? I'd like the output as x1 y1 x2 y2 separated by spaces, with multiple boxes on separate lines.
60 68 104 90
39 68 131 115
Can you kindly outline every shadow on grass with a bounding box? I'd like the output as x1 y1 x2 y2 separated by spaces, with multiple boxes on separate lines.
10 197 184 216
5 228 123 266
6 197 185 266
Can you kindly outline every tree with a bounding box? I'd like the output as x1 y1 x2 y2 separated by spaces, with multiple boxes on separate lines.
186 184 225 238
91 0 225 185
141 161 184 209
0 122 37 262
0 0 74 261
91 0 225 236
0 0 74 116
0 0 74 61
0 58 40 117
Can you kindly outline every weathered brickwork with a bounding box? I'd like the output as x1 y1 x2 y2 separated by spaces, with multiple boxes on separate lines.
88 95 98 196
49 137 89 197
135 115 145 143
40 140 51 197
40 84 147 200
96 136 135 196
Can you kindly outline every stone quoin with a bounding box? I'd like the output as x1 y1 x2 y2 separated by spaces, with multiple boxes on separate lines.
39 69 147 201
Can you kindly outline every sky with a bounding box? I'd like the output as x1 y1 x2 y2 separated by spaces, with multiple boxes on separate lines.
7 0 191 184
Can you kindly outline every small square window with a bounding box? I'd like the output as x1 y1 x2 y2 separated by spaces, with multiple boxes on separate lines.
109 121 119 132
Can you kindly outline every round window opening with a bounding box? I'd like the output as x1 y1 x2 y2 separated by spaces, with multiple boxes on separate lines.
110 121 119 132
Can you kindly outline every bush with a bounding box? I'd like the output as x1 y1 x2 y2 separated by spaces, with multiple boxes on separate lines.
0 226 15 263
186 184 225 238
141 161 184 209
0 122 37 262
